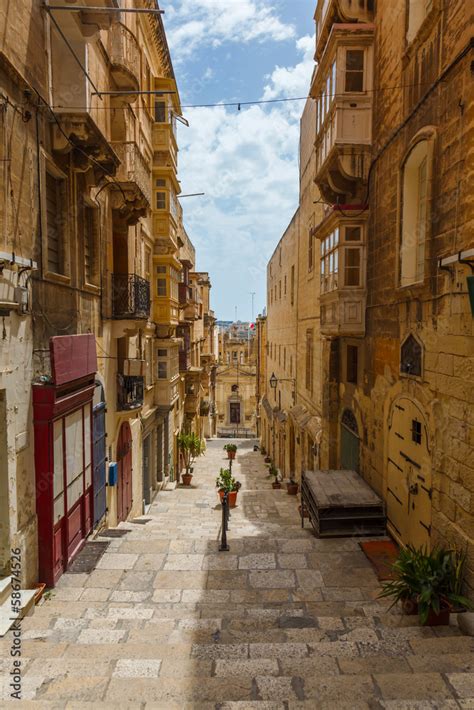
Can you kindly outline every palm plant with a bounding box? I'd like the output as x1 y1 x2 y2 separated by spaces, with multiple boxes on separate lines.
378 545 472 625
177 432 205 476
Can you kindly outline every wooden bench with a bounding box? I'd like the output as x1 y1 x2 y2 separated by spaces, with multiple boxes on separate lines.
301 469 386 538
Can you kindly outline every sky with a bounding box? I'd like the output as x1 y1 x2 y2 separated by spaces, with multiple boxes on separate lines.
162 0 315 321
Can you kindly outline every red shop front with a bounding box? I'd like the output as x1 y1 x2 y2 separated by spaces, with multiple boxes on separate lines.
33 334 98 587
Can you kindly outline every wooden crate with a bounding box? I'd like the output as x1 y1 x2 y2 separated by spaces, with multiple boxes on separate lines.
301 470 386 538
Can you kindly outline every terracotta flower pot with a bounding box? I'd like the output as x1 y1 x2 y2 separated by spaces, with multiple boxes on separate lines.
227 451 236 460
218 490 238 507
272 482 282 489
264 457 271 464
287 482 299 495
425 607 450 626
182 473 193 486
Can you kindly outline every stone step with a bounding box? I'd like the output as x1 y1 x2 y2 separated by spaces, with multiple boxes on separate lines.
0 576 12 606
0 587 36 637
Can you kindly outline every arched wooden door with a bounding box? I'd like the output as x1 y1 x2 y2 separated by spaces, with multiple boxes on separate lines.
117 422 132 522
387 397 431 549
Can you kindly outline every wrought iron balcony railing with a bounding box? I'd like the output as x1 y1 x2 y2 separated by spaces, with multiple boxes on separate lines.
117 374 144 411
112 273 150 319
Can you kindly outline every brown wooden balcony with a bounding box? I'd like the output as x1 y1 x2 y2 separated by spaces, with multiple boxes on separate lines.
179 283 192 306
117 374 144 411
315 0 374 60
112 273 150 320
108 22 140 96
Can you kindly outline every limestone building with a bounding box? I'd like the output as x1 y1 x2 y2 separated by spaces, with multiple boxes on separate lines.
216 324 257 437
261 0 474 590
0 0 214 592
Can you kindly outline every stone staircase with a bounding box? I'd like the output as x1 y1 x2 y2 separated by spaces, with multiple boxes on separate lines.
0 575 36 637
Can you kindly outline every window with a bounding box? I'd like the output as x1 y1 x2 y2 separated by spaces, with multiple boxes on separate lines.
157 278 167 297
305 329 313 392
145 339 153 387
284 275 287 295
279 281 281 299
158 361 167 379
346 345 358 384
82 202 99 285
407 0 433 43
412 419 422 444
45 170 67 275
400 140 429 286
401 334 422 377
156 192 166 210
345 226 361 242
157 265 167 274
344 248 361 287
278 345 281 365
308 226 314 271
289 355 293 376
283 347 286 370
320 228 339 293
290 265 295 306
144 247 152 282
154 101 166 123
345 50 364 92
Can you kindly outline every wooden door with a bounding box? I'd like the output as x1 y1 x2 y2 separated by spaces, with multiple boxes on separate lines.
387 398 431 549
93 390 107 527
340 409 360 472
117 422 132 522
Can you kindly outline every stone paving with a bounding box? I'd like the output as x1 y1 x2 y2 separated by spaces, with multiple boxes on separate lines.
2 439 474 707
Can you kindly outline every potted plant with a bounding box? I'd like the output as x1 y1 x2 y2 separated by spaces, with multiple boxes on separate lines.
378 545 473 626
177 432 205 486
287 478 299 495
215 468 241 508
223 443 238 460
269 465 282 489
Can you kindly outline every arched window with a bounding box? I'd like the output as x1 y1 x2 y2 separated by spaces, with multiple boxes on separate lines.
400 334 422 377
400 139 430 286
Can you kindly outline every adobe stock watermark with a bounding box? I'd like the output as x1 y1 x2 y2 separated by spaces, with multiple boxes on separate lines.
9 547 23 700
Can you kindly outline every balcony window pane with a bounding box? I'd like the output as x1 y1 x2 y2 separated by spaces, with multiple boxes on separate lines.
345 247 361 286
334 228 339 245
156 191 166 210
157 349 167 357
154 101 166 122
158 361 167 379
345 50 364 92
157 278 167 296
157 265 167 274
331 60 337 99
345 226 362 241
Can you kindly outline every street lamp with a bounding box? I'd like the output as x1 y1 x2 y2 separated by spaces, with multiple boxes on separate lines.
269 372 278 389
269 373 295 404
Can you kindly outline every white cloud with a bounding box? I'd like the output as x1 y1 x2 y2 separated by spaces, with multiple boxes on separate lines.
262 34 315 101
175 35 316 316
165 0 295 58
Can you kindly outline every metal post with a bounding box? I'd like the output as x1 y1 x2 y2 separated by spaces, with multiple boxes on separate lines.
219 492 230 551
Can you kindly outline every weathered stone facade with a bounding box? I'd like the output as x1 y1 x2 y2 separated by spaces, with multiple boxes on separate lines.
260 0 474 591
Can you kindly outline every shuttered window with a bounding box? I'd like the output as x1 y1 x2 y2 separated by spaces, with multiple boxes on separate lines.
46 171 64 274
84 205 99 285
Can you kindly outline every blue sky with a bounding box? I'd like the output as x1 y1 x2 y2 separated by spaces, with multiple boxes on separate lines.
163 1 315 320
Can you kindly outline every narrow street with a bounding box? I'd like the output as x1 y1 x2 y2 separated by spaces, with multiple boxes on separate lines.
2 439 474 706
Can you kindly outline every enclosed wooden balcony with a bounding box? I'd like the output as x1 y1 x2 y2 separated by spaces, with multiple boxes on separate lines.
315 0 374 60
108 22 140 96
155 376 179 409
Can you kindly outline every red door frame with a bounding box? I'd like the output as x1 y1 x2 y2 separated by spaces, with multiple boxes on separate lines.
117 421 132 521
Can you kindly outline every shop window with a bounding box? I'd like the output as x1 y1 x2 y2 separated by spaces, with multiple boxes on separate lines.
412 419 422 444
346 345 358 384
345 49 364 92
157 278 167 297
400 140 429 286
